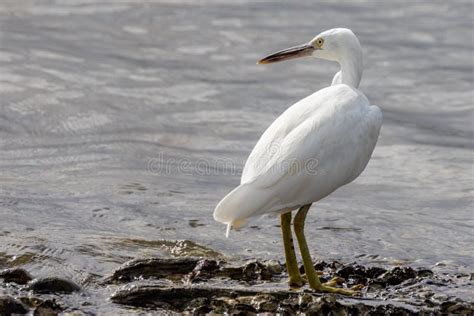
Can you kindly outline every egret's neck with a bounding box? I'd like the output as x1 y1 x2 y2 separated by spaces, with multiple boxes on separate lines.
331 49 363 88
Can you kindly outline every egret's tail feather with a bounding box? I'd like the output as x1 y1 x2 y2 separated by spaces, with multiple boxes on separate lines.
226 223 231 238
214 183 269 237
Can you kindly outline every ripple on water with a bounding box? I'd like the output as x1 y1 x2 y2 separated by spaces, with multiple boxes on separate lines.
109 239 225 259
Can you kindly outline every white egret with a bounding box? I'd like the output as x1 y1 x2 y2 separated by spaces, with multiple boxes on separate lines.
214 28 382 295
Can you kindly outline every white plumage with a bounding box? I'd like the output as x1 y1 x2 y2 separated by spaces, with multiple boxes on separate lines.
214 28 382 237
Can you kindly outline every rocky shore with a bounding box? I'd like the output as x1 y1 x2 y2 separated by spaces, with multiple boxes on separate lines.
1 255 472 315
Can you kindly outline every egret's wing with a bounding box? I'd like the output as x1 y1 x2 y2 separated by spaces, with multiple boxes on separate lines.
241 91 325 184
244 112 322 188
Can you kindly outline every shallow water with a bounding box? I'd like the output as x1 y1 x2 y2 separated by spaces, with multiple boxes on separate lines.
0 0 473 312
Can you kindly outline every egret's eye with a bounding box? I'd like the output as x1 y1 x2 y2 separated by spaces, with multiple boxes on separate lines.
315 38 324 48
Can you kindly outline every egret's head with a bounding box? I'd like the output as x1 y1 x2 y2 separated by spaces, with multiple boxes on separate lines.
257 28 361 65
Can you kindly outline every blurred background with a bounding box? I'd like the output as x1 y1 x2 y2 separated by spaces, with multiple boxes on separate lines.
0 0 472 311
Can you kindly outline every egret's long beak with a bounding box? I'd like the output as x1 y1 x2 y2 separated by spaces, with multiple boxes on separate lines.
257 43 315 64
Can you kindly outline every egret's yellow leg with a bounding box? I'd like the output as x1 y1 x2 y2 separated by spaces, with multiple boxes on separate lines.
293 204 358 296
280 212 303 287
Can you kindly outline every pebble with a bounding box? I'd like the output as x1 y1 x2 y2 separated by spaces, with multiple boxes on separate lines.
0 268 33 285
28 277 80 294
0 296 29 315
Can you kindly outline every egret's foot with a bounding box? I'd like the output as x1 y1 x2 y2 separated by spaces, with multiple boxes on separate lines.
316 284 360 296
350 284 365 291
323 276 344 287
292 205 362 297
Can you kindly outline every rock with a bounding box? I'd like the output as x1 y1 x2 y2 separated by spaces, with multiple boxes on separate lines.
327 261 344 270
227 303 257 315
306 296 347 315
28 277 80 294
371 267 417 287
185 259 220 283
106 257 201 283
232 294 279 312
263 260 283 275
108 257 283 285
368 304 417 315
102 258 471 314
111 284 293 310
439 300 474 315
365 266 387 278
221 259 280 282
187 297 212 314
336 264 368 286
416 268 434 278
250 294 279 312
277 301 298 315
110 282 464 314
242 260 273 281
0 296 29 315
212 297 237 313
0 268 33 285
297 293 315 308
33 299 63 316
313 260 329 271
18 296 63 315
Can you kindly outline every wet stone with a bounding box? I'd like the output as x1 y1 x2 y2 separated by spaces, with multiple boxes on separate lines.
187 297 212 314
416 268 434 278
242 260 273 281
28 277 80 294
372 267 418 287
111 284 292 311
106 257 201 283
221 259 282 282
336 264 369 286
365 266 388 279
33 299 63 316
277 302 298 315
110 280 472 314
250 294 279 312
19 296 62 313
306 296 347 315
313 260 329 271
11 256 461 314
185 259 220 283
0 296 29 315
328 260 344 270
228 303 257 315
369 304 416 315
439 300 474 315
212 297 236 313
297 293 315 308
263 259 283 275
0 268 33 285
108 257 284 285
